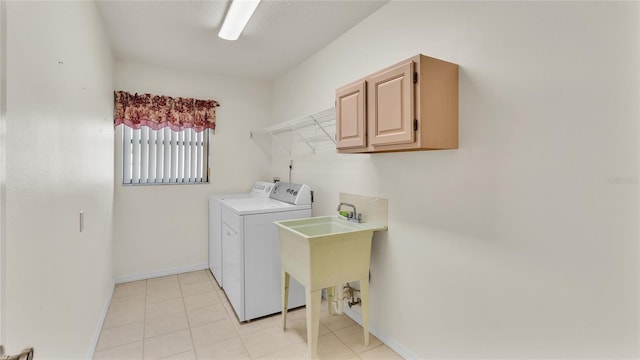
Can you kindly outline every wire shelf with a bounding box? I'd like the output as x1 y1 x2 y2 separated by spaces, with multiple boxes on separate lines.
251 107 336 155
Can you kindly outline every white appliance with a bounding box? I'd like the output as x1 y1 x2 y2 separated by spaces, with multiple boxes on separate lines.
209 182 275 287
221 181 311 322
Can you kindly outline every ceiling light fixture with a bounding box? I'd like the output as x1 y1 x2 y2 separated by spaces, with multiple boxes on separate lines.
218 0 262 41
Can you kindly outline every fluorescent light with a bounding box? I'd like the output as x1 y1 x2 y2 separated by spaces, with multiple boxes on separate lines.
218 0 262 41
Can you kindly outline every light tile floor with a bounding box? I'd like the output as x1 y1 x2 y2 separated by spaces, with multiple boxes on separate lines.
93 270 403 360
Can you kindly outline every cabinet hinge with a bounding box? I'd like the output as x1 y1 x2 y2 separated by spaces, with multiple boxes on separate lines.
413 119 418 131
413 72 418 84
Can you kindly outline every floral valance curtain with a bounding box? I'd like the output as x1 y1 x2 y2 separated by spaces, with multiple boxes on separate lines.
114 91 220 132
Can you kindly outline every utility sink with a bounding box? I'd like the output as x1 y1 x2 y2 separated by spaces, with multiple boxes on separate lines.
276 215 387 238
275 215 387 359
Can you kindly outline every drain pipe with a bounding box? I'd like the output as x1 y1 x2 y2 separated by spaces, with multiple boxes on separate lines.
344 283 361 308
328 284 344 314
329 283 363 314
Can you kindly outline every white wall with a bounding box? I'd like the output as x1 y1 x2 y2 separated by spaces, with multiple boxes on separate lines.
271 2 639 358
113 61 272 280
0 0 7 347
5 1 114 358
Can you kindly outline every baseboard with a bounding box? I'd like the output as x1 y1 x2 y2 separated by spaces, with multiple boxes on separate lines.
88 279 115 359
343 306 418 360
115 263 209 284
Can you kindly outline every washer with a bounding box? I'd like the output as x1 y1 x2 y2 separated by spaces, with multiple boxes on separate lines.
208 182 274 287
221 182 311 322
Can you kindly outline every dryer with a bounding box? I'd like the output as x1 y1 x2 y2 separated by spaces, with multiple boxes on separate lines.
208 182 274 287
220 182 311 322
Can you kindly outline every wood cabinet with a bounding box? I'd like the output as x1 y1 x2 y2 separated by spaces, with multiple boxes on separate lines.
336 54 458 153
336 80 366 149
368 61 415 147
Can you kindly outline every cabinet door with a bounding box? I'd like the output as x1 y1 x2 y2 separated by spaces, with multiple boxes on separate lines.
368 61 415 146
336 80 366 149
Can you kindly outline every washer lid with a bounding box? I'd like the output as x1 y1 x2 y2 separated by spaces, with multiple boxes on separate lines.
210 181 274 200
221 198 311 216
210 192 253 201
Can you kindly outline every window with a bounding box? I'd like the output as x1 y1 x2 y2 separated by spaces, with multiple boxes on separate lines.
114 91 219 185
122 126 209 184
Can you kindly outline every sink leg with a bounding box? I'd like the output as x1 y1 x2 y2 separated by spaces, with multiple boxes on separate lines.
282 271 290 331
361 278 370 347
305 288 322 359
326 286 335 315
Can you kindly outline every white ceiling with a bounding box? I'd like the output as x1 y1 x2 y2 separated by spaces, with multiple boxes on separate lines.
96 0 388 81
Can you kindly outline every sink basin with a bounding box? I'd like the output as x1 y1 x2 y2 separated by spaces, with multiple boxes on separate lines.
274 216 387 289
275 215 387 359
275 215 386 238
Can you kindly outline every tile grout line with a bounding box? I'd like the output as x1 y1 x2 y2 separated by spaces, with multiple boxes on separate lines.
211 270 253 359
95 284 148 357
312 301 381 359
235 313 253 359
179 272 198 360
147 275 194 359
203 268 262 359
204 270 242 357
328 318 359 356
324 311 386 358
182 270 226 359
191 270 250 358
101 271 391 360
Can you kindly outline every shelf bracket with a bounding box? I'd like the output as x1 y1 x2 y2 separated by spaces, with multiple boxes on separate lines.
312 115 336 145
250 107 335 156
269 131 291 156
293 127 316 154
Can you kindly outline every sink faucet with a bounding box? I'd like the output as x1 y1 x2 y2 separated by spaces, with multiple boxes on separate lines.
337 202 356 214
337 203 361 222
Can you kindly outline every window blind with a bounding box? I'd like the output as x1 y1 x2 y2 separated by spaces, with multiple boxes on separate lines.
123 126 209 184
